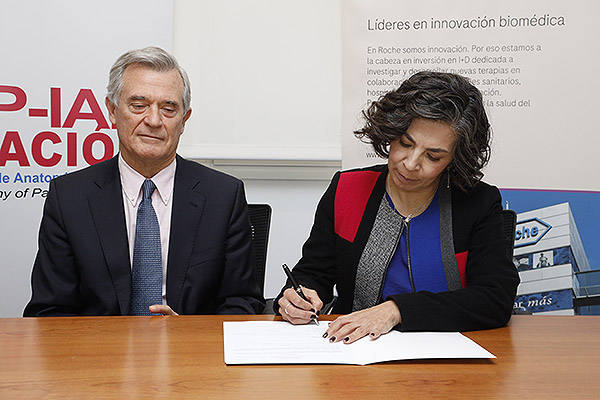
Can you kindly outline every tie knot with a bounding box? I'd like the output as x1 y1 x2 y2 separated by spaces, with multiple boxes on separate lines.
142 179 156 200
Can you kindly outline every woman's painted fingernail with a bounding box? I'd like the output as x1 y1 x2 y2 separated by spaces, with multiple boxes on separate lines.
344 337 349 342
322 332 328 338
370 332 375 337
329 336 336 342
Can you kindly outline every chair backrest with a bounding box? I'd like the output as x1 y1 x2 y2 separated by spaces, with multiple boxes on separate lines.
248 204 272 295
501 209 517 258
502 208 532 315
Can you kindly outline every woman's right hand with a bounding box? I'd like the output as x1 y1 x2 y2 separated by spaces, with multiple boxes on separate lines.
278 287 323 325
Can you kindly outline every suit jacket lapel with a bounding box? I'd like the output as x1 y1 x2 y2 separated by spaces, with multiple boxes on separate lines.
166 156 206 309
88 157 132 315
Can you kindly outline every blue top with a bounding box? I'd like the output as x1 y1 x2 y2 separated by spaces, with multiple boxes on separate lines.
381 191 449 300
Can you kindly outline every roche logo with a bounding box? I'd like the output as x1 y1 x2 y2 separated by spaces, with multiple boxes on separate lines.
514 217 551 248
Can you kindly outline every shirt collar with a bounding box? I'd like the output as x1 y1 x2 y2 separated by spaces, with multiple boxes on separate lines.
118 154 176 207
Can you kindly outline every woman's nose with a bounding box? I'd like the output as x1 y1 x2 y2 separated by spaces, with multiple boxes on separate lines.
403 151 420 171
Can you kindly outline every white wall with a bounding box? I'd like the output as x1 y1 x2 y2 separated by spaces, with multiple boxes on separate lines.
0 0 341 317
172 0 344 302
173 0 342 161
205 161 340 299
245 178 330 298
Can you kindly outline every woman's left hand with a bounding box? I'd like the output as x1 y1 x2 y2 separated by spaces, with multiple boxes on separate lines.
324 300 401 344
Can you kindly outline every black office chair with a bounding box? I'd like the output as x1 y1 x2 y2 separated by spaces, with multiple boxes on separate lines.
247 204 272 298
501 209 530 315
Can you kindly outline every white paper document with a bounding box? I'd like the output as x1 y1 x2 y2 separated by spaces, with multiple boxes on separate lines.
223 321 495 365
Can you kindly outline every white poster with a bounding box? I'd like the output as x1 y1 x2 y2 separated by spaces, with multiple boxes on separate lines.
174 0 341 161
341 0 599 192
341 0 600 300
0 0 173 316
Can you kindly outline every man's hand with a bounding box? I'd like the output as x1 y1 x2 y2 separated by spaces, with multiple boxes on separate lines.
148 304 179 316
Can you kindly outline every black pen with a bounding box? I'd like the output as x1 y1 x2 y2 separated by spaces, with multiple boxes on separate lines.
282 264 319 325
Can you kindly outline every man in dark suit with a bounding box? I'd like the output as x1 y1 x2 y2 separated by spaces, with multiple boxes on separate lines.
23 47 264 316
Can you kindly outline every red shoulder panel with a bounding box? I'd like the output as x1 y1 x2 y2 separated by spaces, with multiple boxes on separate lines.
456 251 469 288
334 171 380 242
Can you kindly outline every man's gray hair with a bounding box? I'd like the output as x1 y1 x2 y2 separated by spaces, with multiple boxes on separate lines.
107 46 191 113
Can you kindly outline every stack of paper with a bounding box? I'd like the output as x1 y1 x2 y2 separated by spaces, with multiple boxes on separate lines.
223 321 495 365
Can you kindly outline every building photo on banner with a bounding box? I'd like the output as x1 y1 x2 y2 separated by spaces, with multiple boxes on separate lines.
341 0 600 315
0 0 173 317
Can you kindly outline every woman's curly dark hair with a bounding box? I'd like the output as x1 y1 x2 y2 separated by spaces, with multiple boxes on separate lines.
354 71 491 191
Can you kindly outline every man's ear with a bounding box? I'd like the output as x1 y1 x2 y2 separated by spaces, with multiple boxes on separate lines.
105 97 117 125
181 108 192 130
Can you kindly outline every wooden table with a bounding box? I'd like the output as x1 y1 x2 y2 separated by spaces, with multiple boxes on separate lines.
1 315 599 399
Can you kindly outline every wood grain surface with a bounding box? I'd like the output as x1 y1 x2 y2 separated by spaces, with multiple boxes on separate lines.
1 315 599 399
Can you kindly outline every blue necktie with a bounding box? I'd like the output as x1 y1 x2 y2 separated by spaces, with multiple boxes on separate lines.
130 179 162 315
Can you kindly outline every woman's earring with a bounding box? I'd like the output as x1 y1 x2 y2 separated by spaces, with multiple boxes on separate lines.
446 169 450 189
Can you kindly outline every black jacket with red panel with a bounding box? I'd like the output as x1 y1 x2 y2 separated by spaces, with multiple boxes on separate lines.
277 164 519 332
